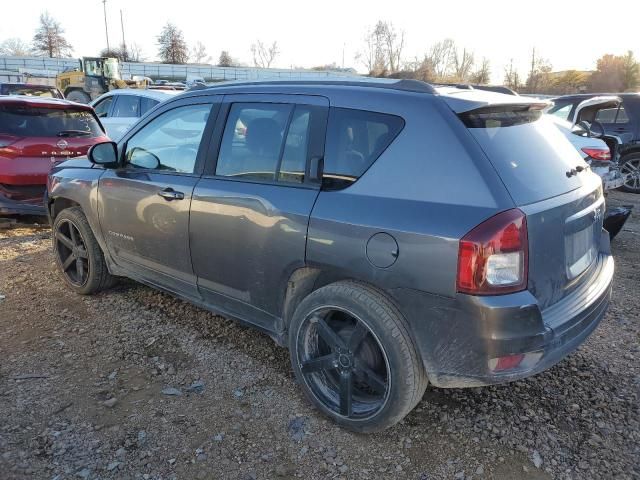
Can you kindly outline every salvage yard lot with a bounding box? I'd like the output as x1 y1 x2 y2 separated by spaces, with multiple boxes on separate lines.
0 191 638 480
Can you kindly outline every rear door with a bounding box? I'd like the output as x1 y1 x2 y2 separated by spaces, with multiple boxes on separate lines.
98 96 219 297
190 93 328 330
458 105 606 309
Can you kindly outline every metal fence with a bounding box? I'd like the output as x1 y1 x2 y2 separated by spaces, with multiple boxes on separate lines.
0 56 357 82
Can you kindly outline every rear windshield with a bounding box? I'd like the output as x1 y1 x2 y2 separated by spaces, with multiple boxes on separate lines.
462 110 587 205
1 85 63 98
0 105 103 138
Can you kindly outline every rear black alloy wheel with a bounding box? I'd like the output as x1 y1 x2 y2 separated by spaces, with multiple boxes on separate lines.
296 307 390 420
620 154 640 193
289 281 428 432
54 219 89 287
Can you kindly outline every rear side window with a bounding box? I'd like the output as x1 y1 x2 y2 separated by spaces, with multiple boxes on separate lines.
0 105 103 138
323 108 404 189
112 95 140 118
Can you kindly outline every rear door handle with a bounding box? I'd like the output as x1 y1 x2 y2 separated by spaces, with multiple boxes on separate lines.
157 188 185 201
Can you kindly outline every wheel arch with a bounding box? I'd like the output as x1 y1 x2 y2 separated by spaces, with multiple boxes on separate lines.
49 196 81 221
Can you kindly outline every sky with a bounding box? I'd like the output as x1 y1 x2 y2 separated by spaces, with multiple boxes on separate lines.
1 0 639 84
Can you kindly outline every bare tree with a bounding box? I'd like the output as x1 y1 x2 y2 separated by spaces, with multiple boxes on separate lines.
504 59 522 91
218 50 234 67
525 50 553 94
0 38 30 56
382 22 404 73
356 22 387 75
100 44 131 62
453 47 474 82
157 23 189 64
469 58 491 84
32 11 73 58
190 41 211 64
424 39 456 80
250 40 279 68
128 42 145 62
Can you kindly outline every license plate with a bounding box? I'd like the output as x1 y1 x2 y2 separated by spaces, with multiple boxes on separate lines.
565 205 602 280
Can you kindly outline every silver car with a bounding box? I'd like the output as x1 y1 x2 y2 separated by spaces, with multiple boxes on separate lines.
46 80 614 432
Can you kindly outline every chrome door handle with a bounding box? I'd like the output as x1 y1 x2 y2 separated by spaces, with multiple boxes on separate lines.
157 188 185 201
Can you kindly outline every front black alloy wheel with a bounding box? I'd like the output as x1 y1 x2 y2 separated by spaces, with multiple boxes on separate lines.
54 219 89 287
52 207 115 295
296 307 390 419
289 281 428 432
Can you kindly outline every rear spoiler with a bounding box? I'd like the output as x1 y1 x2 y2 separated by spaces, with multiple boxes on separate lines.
436 87 550 114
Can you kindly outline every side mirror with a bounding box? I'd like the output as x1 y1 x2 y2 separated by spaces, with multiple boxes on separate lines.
88 141 119 167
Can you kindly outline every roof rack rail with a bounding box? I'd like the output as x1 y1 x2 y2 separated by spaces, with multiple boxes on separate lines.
199 78 437 94
431 83 475 90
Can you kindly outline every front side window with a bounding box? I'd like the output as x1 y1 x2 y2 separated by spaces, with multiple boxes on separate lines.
93 96 114 118
140 97 160 116
112 95 140 118
124 104 211 173
323 108 404 189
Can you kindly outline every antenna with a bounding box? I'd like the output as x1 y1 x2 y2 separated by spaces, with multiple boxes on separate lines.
102 0 110 52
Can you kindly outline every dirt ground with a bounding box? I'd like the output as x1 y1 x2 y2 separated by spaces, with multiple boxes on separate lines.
0 191 638 480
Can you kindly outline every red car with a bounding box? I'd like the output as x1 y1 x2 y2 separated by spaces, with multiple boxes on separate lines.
0 96 108 215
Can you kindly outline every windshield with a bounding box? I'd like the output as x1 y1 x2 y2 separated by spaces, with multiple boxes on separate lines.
0 105 103 138
1 85 63 99
104 59 121 80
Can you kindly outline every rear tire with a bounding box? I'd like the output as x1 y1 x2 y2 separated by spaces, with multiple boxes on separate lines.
65 89 91 104
289 281 428 433
619 153 640 193
52 207 116 295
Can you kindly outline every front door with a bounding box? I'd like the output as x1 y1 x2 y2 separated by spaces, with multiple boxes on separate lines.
98 99 218 297
190 94 328 331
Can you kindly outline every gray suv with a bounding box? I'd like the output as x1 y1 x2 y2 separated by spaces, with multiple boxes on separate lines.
46 80 614 432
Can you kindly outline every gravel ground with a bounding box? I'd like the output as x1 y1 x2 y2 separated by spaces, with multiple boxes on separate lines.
0 190 638 480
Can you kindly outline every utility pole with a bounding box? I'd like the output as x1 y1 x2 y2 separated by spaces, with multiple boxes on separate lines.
120 9 126 56
102 0 110 53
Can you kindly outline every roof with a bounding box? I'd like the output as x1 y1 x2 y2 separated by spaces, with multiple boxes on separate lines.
193 78 437 95
95 88 182 101
0 95 93 110
553 93 640 100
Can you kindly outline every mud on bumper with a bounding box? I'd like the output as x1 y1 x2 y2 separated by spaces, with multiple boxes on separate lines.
394 247 614 389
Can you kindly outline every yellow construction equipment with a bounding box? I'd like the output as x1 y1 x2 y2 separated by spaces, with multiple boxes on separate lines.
56 57 147 103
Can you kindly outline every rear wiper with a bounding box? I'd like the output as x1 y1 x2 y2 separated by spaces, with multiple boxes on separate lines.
57 130 91 137
566 165 590 177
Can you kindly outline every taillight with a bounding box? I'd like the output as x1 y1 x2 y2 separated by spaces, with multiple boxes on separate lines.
581 147 611 161
457 209 528 295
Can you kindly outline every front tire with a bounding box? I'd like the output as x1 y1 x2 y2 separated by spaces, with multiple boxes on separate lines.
289 281 428 433
619 153 640 193
52 207 115 295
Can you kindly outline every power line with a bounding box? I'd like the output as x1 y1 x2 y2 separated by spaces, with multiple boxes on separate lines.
102 0 110 52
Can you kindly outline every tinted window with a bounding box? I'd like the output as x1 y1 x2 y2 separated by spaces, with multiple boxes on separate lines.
595 108 618 123
0 105 103 137
124 104 210 173
323 108 404 189
216 103 292 181
615 105 629 124
140 97 160 115
112 95 140 118
93 96 113 118
279 107 312 183
466 115 585 204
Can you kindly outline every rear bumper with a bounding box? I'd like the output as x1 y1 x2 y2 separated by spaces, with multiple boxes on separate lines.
0 192 46 216
393 238 614 388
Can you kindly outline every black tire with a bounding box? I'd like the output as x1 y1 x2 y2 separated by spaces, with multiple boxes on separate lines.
619 153 640 193
289 281 428 433
52 207 116 295
65 89 91 104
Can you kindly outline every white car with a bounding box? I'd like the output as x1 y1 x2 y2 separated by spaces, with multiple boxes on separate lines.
546 96 625 191
90 89 181 141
